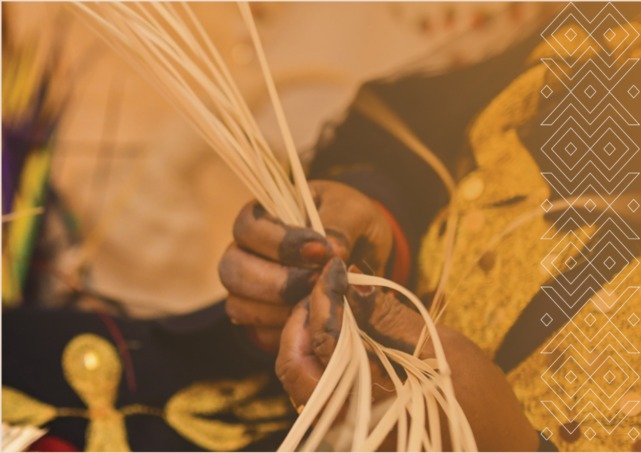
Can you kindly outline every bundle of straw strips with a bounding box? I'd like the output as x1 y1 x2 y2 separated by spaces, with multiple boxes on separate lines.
73 3 476 451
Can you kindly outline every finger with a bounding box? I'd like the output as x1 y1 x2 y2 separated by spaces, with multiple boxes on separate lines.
234 201 331 268
311 182 366 258
276 300 324 407
226 295 292 327
346 267 424 355
311 181 391 273
219 244 319 304
308 257 348 366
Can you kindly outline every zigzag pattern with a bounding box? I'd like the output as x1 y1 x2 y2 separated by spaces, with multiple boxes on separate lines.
538 2 640 442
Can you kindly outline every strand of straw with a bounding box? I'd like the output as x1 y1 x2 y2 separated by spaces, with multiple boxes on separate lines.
74 3 300 225
353 91 460 341
237 2 323 233
72 3 477 451
235 5 453 450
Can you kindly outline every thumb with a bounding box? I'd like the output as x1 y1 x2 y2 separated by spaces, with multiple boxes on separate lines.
346 265 424 355
308 257 347 366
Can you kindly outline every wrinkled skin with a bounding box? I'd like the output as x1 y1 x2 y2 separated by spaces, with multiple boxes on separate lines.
219 180 538 451
219 180 393 351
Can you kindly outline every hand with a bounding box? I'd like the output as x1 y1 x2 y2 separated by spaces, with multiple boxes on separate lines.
275 257 539 452
218 180 394 352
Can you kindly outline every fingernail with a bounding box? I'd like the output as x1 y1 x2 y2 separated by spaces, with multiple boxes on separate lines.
252 203 267 220
301 241 329 265
352 284 375 297
348 265 373 296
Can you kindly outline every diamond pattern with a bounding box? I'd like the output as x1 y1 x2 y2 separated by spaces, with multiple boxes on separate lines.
541 199 553 212
584 199 597 212
604 256 616 269
573 70 609 113
604 28 616 42
566 370 578 383
538 3 640 440
604 370 616 384
585 84 597 98
542 17 590 58
585 427 596 440
585 313 597 326
604 142 616 156
541 85 553 99
592 11 636 57
565 256 577 270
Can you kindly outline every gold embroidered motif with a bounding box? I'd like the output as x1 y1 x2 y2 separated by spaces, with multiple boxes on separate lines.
62 335 121 414
2 387 57 427
2 334 293 451
165 378 291 451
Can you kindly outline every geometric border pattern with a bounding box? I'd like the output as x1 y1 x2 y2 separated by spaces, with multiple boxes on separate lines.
538 2 640 441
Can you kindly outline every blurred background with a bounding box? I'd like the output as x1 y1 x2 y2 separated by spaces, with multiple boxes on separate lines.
2 2 560 318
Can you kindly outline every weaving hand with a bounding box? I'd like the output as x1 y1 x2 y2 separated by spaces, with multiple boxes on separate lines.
218 180 393 352
276 257 540 451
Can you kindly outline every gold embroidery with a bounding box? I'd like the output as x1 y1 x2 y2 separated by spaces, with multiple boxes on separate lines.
62 334 121 414
232 396 294 421
2 334 293 451
165 377 291 451
167 377 268 416
418 19 641 452
166 416 289 452
508 261 641 452
86 414 129 452
2 387 57 427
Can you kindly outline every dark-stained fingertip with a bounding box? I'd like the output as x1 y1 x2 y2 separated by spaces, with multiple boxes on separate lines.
282 268 318 305
322 257 348 295
279 229 329 267
300 240 330 265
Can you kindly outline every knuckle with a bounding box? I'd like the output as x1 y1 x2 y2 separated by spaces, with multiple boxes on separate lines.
311 330 336 362
371 293 405 331
218 250 235 288
225 299 247 324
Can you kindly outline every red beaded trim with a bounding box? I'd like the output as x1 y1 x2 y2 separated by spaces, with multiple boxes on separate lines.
372 200 412 286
